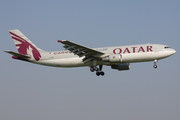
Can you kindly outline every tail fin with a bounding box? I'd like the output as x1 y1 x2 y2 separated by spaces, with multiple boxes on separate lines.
9 29 43 61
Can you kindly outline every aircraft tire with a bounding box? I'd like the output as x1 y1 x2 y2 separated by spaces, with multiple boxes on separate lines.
90 67 95 72
101 71 105 76
153 65 157 68
95 67 99 71
96 72 100 76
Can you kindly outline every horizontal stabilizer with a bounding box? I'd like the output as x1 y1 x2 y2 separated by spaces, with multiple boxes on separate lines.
4 51 31 59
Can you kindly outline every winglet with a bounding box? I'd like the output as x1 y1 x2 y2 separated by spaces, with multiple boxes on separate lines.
57 40 62 43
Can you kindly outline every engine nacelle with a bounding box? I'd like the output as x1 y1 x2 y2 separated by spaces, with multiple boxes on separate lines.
102 54 122 63
111 63 130 71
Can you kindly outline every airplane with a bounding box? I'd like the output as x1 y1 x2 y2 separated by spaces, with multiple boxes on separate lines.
5 29 176 76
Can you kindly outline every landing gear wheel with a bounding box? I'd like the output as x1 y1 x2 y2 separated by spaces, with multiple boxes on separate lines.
90 67 95 72
96 72 100 76
100 71 105 76
96 71 105 76
94 67 99 71
153 65 157 68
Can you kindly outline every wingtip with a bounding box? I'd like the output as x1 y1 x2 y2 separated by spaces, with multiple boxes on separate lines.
58 40 68 43
4 50 10 53
57 40 62 43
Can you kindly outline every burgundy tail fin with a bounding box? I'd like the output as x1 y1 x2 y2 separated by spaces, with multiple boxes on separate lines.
9 30 43 61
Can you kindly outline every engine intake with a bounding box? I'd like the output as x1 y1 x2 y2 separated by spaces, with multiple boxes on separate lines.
111 63 130 71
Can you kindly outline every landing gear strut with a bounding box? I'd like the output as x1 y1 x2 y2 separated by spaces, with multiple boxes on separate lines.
90 59 99 72
153 60 158 68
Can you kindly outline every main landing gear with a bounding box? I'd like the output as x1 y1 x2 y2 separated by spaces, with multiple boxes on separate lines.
90 59 105 76
90 65 105 76
153 59 158 68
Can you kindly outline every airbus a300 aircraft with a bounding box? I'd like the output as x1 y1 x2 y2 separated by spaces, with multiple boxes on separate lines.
5 30 176 76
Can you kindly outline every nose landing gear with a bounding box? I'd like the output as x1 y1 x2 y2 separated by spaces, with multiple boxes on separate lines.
153 60 158 68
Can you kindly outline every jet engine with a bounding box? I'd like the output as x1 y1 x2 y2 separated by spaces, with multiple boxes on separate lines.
102 54 122 63
111 63 130 71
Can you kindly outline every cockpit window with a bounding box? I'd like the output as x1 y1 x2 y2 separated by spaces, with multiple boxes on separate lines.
164 46 170 49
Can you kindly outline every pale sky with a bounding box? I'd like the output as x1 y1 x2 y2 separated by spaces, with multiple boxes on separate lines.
0 0 180 120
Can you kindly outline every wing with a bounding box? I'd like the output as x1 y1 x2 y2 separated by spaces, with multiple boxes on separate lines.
58 40 105 63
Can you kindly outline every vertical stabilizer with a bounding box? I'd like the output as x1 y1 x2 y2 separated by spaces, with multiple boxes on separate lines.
9 29 43 61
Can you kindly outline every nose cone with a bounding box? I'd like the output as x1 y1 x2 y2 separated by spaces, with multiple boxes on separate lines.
171 49 176 55
169 49 176 56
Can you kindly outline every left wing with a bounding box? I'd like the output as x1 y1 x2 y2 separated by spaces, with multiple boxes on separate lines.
58 40 105 63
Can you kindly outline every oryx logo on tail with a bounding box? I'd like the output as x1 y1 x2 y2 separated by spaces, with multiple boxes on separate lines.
9 30 41 61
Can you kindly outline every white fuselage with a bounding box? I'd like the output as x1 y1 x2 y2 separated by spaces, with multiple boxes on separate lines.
7 29 176 76
28 44 176 67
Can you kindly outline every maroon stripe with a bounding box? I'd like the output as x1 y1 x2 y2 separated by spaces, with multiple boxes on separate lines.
9 31 25 41
12 36 25 43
